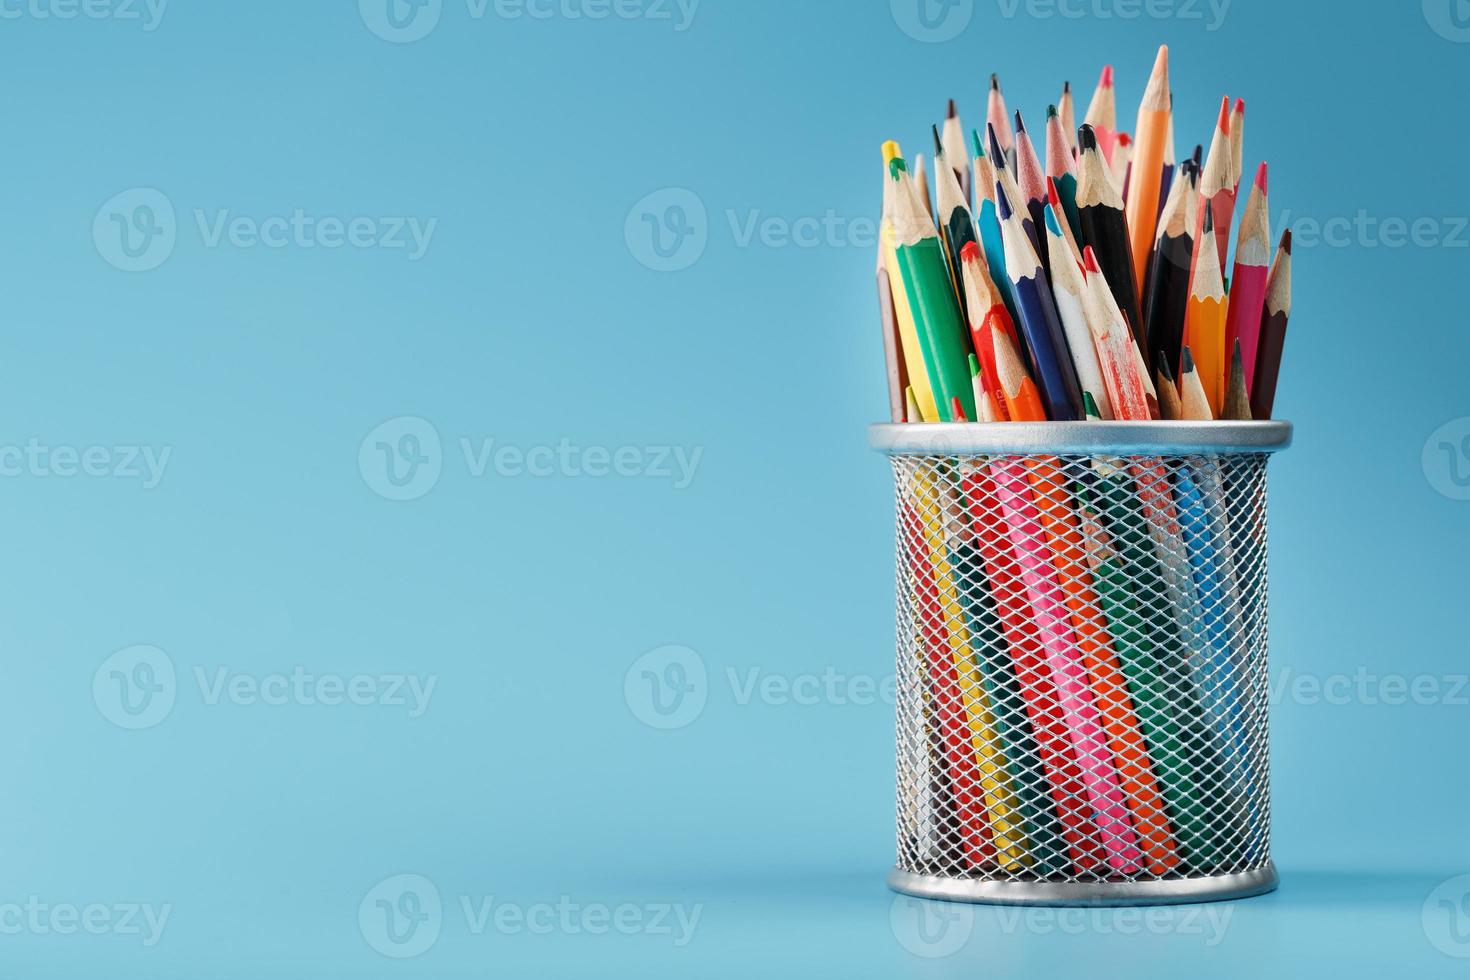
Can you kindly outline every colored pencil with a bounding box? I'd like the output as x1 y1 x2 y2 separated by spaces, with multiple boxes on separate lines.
1043 204 1112 419
1046 177 1084 266
1111 132 1133 202
1078 124 1146 363
1184 206 1229 416
1045 104 1085 248
989 329 1145 874
1223 340 1252 421
942 99 971 204
1126 45 1171 292
1059 80 1080 162
1154 351 1182 421
892 159 977 422
996 179 1084 421
990 124 1039 254
1155 95 1176 225
960 242 1020 420
876 243 907 422
1251 230 1293 420
1084 64 1118 163
1223 162 1271 395
1144 158 1198 372
1194 97 1236 280
1081 245 1153 422
988 74 1017 173
913 152 934 220
1014 110 1052 275
933 126 980 313
971 129 1020 328
881 147 939 422
1229 98 1246 195
1179 347 1213 421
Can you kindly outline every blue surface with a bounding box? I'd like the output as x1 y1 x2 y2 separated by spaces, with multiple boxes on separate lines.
2 1 1468 975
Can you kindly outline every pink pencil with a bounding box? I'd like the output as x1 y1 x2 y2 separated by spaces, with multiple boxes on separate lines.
1224 162 1272 393
985 455 1145 874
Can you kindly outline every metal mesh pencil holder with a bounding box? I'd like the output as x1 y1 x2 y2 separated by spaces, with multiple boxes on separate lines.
872 421 1292 907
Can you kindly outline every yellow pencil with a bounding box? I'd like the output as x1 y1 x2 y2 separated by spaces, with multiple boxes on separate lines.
882 142 939 422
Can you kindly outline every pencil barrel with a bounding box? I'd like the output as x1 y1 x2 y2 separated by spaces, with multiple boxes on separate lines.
880 424 1288 904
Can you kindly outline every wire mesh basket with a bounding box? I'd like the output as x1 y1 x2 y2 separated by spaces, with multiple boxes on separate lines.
872 421 1292 906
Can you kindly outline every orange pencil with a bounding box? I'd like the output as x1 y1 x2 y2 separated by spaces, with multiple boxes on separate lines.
1126 45 1171 291
1194 97 1236 278
1184 207 1228 415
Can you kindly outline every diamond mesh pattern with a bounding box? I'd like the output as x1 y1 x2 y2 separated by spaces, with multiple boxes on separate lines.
891 450 1271 883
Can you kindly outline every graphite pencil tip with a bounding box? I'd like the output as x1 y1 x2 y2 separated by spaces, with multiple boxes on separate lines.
994 179 1014 219
1063 80 1071 94
932 124 944 157
1079 124 1098 151
1281 228 1293 254
987 123 1005 165
990 73 1001 91
948 98 958 119
1047 103 1059 119
1181 346 1197 373
1202 203 1215 234
1014 110 1027 135
1155 350 1176 383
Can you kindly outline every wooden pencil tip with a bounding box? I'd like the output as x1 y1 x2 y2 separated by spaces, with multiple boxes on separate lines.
1217 96 1231 131
1047 103 1059 119
1155 350 1176 383
1202 204 1215 234
1063 80 1071 93
1181 346 1196 373
987 123 1004 163
960 240 981 262
1281 228 1293 253
990 73 1001 91
932 124 943 157
1233 97 1246 115
1100 64 1114 87
1078 124 1097 151
1014 110 1026 135
948 98 958 119
952 397 968 423
1255 160 1269 193
1153 45 1169 73
881 140 902 164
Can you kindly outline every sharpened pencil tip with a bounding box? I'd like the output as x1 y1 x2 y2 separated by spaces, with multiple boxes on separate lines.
881 140 902 165
932 124 943 157
971 129 984 158
1202 203 1215 234
1217 96 1231 131
987 123 1004 164
994 179 1013 219
990 73 1001 91
1043 203 1062 237
1081 245 1100 274
1100 64 1114 87
969 353 981 377
1063 80 1071 94
948 98 958 119
1255 160 1269 193
951 397 968 423
1182 346 1196 373
1156 350 1176 383
1047 103 1058 119
1079 124 1097 151
1014 110 1026 135
1281 228 1292 253
960 240 981 263
1082 391 1100 419
1233 97 1246 115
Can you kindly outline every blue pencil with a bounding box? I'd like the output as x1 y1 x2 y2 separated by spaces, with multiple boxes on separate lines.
971 128 1019 329
994 179 1083 421
1174 465 1254 786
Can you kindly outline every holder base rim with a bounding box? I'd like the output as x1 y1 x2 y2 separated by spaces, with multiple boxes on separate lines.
888 862 1279 907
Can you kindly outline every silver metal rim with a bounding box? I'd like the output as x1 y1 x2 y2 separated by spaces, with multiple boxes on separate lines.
888 863 1279 907
869 421 1293 457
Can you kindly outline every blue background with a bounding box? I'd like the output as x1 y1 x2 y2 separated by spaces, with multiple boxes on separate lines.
2 0 1468 975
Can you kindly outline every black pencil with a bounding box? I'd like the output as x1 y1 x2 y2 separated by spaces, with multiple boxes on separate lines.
1077 124 1146 363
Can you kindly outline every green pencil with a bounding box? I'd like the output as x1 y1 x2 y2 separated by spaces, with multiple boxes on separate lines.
891 158 976 422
